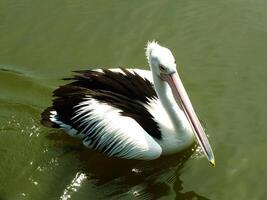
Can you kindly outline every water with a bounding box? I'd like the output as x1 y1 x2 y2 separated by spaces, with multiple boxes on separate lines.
1 1 267 199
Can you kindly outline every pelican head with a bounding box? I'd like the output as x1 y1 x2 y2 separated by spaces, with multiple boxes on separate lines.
146 41 177 76
146 41 215 166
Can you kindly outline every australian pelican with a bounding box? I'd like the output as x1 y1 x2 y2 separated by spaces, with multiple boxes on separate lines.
41 41 215 165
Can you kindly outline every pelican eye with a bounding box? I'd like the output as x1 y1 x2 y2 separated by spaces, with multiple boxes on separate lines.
159 64 166 71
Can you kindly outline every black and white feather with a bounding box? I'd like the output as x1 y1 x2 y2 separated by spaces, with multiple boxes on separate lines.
41 68 171 160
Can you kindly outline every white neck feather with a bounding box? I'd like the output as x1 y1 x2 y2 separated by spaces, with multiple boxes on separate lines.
151 72 194 154
152 73 186 133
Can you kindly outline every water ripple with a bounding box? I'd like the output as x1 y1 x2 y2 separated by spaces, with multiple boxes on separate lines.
60 172 87 200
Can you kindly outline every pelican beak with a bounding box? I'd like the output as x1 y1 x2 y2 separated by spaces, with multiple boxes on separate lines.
161 72 215 166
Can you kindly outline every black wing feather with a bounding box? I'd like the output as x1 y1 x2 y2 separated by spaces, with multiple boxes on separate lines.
41 69 161 139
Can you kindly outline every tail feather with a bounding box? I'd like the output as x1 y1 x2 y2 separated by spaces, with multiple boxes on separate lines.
40 107 59 128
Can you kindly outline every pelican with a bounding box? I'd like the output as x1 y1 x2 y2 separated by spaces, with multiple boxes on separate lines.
41 41 215 165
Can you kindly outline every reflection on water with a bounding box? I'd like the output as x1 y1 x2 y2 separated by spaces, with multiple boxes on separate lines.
47 131 209 200
60 172 87 200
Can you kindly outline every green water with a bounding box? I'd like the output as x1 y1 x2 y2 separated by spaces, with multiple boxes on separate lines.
1 1 267 199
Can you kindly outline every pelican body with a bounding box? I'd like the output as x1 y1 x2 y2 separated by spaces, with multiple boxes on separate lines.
41 41 215 165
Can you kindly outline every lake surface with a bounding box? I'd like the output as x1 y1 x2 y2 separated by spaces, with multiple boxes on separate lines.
1 1 267 199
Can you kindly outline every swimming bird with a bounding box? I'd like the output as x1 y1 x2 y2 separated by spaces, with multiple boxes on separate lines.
41 41 215 165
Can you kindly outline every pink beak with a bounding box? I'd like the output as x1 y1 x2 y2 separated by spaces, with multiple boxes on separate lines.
161 72 215 166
